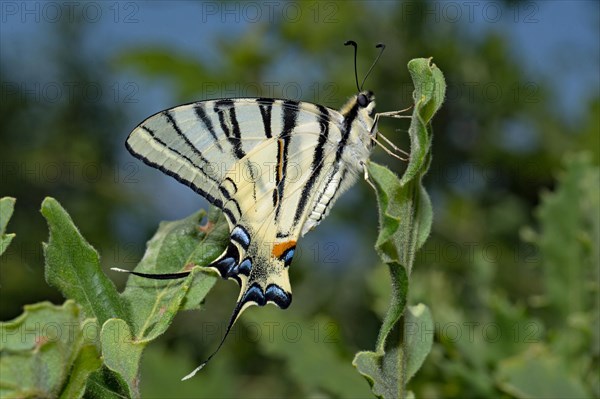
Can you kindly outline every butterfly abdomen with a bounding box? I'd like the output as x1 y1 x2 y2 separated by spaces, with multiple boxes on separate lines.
299 94 374 235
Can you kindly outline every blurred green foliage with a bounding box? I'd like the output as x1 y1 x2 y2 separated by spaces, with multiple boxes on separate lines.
0 198 16 256
1 1 598 398
0 22 136 318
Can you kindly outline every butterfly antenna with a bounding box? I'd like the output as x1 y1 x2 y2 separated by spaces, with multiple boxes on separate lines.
181 298 247 380
360 43 386 91
344 40 360 92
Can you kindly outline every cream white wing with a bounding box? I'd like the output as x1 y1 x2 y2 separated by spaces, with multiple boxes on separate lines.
126 99 342 226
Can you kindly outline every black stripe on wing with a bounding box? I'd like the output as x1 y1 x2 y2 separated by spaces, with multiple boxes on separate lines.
194 103 223 152
214 99 246 160
300 102 357 225
316 165 348 224
292 104 331 227
274 100 299 221
218 184 243 217
257 98 275 139
335 102 359 162
137 125 218 187
125 136 239 224
128 98 348 228
163 110 217 173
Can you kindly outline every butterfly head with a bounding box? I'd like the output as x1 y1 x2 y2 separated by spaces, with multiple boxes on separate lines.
356 90 376 117
343 40 383 127
347 89 377 137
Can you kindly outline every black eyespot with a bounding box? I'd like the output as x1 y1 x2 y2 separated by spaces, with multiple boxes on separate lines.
357 93 369 107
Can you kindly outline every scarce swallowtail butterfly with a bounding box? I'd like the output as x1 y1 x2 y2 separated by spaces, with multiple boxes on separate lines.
113 41 409 380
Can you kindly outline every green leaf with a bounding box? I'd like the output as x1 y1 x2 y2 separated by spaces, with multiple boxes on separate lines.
120 206 227 341
84 367 132 399
496 345 590 398
0 197 16 234
0 197 16 256
180 207 230 311
368 164 433 270
41 197 128 326
98 206 228 392
400 58 446 186
100 319 144 398
0 301 100 399
59 343 103 399
404 304 433 381
354 346 402 399
353 58 445 399
352 263 409 399
355 301 434 399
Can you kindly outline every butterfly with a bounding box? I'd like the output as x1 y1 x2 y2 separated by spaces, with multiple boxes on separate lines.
113 41 409 379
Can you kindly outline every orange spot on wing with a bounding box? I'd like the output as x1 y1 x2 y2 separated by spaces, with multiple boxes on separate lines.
272 240 296 259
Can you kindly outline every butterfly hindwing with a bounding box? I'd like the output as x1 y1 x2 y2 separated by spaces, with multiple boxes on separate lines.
205 105 350 316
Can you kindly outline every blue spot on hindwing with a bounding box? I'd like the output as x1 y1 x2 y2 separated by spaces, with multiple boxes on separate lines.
237 258 252 275
281 247 295 267
242 283 266 306
230 225 250 249
265 284 292 309
209 243 239 278
213 256 235 277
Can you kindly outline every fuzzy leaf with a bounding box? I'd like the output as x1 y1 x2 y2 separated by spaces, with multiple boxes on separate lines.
100 319 144 398
404 304 434 381
84 368 132 399
120 206 227 341
353 58 445 399
59 343 103 399
400 58 446 186
0 197 16 256
179 207 230 311
41 197 127 326
100 206 228 392
368 164 433 270
353 264 408 399
0 301 100 399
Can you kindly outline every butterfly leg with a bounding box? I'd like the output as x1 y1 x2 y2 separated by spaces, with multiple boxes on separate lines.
360 160 377 191
375 107 413 119
371 106 413 135
370 108 413 161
